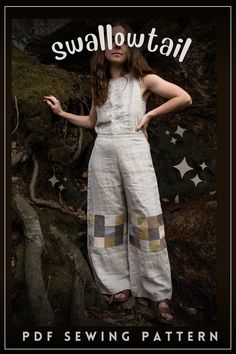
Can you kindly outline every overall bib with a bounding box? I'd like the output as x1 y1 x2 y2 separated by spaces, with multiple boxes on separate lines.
87 73 172 301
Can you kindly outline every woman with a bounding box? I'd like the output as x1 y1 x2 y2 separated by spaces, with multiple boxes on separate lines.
44 22 192 325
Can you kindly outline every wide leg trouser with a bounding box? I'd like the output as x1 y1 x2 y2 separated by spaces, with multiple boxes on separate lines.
87 133 172 302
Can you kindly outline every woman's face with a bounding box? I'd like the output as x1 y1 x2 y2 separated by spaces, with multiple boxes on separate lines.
104 25 129 65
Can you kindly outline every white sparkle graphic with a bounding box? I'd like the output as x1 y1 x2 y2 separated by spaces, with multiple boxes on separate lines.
58 184 65 191
63 177 68 182
48 174 60 187
165 130 170 135
190 174 203 186
170 137 177 144
174 125 186 138
200 162 207 170
173 157 193 178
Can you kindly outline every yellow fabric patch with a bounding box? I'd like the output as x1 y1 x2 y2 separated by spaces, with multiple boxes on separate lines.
149 240 162 252
139 228 149 240
137 216 148 228
116 213 125 225
105 236 116 248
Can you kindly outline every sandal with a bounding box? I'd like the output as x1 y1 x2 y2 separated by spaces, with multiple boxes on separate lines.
104 289 131 304
152 299 175 325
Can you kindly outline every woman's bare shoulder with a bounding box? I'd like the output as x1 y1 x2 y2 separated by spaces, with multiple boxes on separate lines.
142 73 161 86
139 74 160 98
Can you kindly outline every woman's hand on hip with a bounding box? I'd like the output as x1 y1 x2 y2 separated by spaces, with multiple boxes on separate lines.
135 113 152 139
43 95 63 116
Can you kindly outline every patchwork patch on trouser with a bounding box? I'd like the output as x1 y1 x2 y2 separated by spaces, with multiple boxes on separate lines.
88 212 126 248
129 213 167 252
88 212 166 252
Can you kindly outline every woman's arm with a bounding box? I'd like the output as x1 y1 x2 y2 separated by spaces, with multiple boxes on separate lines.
43 95 97 129
142 74 192 120
136 74 192 136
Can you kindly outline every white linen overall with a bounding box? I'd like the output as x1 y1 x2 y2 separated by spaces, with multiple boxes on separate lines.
87 73 172 301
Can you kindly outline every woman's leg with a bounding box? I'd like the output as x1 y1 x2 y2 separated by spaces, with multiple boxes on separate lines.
87 137 131 295
117 136 172 303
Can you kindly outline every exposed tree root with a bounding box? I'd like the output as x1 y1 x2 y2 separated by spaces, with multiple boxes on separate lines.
12 193 56 326
12 96 19 135
50 225 108 326
12 147 32 167
29 154 80 218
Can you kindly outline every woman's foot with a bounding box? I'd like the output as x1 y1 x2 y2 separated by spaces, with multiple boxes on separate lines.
104 289 131 304
158 300 174 321
152 299 175 325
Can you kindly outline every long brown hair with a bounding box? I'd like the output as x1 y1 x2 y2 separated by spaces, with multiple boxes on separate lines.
90 22 154 106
